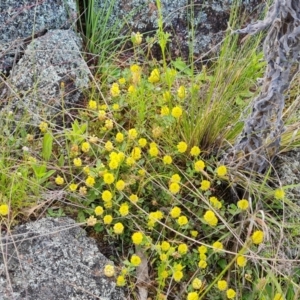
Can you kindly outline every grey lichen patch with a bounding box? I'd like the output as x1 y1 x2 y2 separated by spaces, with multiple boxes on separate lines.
4 29 90 127
0 0 77 75
94 0 264 59
0 217 125 300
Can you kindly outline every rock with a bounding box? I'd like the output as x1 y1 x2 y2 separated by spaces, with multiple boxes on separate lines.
0 217 125 300
2 29 90 127
0 0 77 76
96 0 265 60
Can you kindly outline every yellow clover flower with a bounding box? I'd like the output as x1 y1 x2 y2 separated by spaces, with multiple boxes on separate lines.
129 194 138 203
194 160 205 172
198 245 207 254
273 293 284 300
102 190 113 202
85 176 95 187
237 199 249 210
178 243 188 255
103 214 113 224
160 106 170 116
169 182 180 194
131 32 143 45
88 100 97 110
110 82 120 97
128 128 138 139
187 292 199 300
113 222 124 234
170 206 181 218
212 241 223 252
119 203 129 216
105 141 114 152
55 175 64 185
203 210 218 227
173 270 183 282
94 206 104 216
236 255 247 267
39 121 48 133
116 180 126 191
69 183 78 192
216 165 227 177
132 232 144 245
104 264 115 277
73 157 82 167
103 172 115 184
274 188 285 200
138 138 147 148
163 155 172 165
149 146 159 157
190 146 201 156
177 141 188 153
116 275 126 286
171 106 183 118
177 216 188 226
251 230 264 244
192 278 202 290
148 68 160 83
130 254 141 266
200 180 210 191
198 260 207 269
226 288 236 299
86 215 97 226
81 142 90 153
0 204 9 216
217 280 228 291
177 85 186 99
115 132 124 143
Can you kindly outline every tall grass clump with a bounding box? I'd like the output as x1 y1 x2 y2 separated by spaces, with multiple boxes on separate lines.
1 0 300 299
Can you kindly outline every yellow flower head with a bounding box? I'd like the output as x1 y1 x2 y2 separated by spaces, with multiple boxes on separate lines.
119 203 129 216
113 222 124 234
138 138 147 148
88 100 97 110
98 110 106 121
161 241 171 251
237 199 249 210
104 264 115 277
110 82 121 97
103 172 115 184
171 106 183 118
85 176 95 187
216 165 227 177
0 204 9 216
251 230 264 244
198 245 208 254
160 105 170 116
203 210 218 227
274 188 285 200
102 190 113 202
177 215 188 226
104 119 114 130
94 206 104 216
130 254 141 266
169 182 180 194
39 122 48 133
194 160 205 172
129 194 138 203
105 141 114 152
198 260 207 269
192 278 202 290
131 31 143 45
128 85 136 93
116 180 126 191
69 183 78 192
170 206 181 218
177 141 188 153
148 68 160 83
187 292 199 300
190 146 201 156
178 243 188 255
163 155 172 165
236 255 247 267
212 241 223 252
226 288 236 299
209 196 222 209
273 293 284 300
217 280 228 291
171 174 181 183
132 232 144 245
131 147 142 160
55 175 64 185
200 180 211 191
173 270 183 282
73 157 82 167
103 214 113 224
118 77 126 85
149 146 159 157
81 142 90 153
128 128 138 139
116 275 126 287
177 85 186 99
86 215 97 226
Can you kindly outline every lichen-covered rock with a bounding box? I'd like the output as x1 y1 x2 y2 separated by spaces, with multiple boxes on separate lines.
96 0 264 60
2 29 90 127
0 217 125 300
0 0 77 76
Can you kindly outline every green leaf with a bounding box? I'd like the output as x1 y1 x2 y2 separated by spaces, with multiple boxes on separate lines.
172 58 193 76
42 131 53 161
